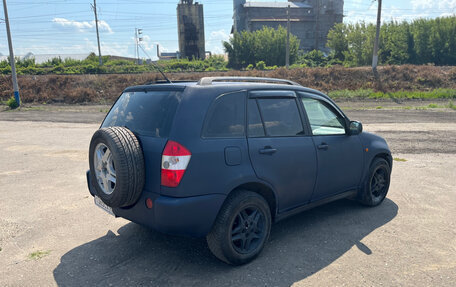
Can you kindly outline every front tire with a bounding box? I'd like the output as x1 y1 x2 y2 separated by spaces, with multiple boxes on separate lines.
206 190 271 265
358 158 391 206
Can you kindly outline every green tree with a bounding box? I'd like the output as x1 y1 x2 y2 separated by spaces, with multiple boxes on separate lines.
326 15 456 66
327 23 348 61
380 21 409 64
412 19 433 64
223 26 300 69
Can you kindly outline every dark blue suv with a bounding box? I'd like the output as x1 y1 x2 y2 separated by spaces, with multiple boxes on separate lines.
87 77 392 265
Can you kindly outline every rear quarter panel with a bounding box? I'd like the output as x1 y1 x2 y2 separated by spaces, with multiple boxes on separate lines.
160 86 258 198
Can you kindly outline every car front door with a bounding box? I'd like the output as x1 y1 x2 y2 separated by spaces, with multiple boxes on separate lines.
299 94 364 201
247 90 317 212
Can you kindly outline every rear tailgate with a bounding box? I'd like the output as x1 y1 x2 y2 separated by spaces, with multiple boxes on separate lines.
99 86 184 194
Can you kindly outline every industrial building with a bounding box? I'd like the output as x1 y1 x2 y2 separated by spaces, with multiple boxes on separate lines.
177 0 206 60
232 0 344 52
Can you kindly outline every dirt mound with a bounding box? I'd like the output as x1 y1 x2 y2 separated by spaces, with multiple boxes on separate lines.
1 65 455 104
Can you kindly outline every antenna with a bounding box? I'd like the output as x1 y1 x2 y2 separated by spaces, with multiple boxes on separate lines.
137 44 172 84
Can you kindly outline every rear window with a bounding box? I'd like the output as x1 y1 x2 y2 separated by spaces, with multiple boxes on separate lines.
102 91 182 137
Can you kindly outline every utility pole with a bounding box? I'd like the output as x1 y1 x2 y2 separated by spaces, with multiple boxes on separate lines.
315 0 320 50
372 0 382 78
135 28 143 64
286 4 290 69
135 28 139 64
2 0 20 107
91 0 103 66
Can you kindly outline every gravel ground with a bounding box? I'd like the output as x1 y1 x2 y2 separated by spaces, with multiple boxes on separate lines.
0 104 455 286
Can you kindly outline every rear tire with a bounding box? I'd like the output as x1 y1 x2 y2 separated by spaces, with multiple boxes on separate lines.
89 127 145 208
358 158 391 206
206 190 271 265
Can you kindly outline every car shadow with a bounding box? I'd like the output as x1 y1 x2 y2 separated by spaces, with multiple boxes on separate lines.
53 198 398 287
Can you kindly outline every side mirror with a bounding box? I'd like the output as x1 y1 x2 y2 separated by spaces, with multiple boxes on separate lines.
349 121 363 135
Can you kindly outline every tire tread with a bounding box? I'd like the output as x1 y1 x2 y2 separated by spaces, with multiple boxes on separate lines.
89 126 145 207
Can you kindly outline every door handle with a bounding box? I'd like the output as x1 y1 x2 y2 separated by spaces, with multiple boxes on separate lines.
317 143 329 150
259 147 277 155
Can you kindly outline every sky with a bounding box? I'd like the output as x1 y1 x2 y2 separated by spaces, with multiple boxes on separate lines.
1 0 455 60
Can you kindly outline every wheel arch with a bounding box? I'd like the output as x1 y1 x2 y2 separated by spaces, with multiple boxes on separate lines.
373 152 393 168
229 181 278 222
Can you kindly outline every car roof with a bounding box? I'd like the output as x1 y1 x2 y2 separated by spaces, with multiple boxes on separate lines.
121 77 347 119
123 78 330 99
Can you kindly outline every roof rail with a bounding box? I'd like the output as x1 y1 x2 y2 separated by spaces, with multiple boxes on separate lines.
144 80 195 85
197 77 302 86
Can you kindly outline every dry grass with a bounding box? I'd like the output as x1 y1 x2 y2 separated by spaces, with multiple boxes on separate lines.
1 65 456 104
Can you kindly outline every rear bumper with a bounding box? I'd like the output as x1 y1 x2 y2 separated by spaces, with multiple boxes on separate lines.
87 171 225 237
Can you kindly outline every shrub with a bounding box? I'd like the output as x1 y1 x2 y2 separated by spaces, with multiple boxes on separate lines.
256 61 266 70
6 96 18 109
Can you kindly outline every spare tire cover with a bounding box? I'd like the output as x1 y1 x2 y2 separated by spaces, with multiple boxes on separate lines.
89 126 145 208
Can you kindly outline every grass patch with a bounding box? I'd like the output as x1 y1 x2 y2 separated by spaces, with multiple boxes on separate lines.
329 89 456 100
6 106 45 112
448 100 456 110
28 250 51 260
394 157 407 162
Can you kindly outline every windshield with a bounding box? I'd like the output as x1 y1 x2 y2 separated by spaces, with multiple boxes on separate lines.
102 90 182 137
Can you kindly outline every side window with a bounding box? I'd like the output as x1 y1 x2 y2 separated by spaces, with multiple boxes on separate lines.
257 98 304 137
301 98 346 136
248 100 265 137
203 92 246 138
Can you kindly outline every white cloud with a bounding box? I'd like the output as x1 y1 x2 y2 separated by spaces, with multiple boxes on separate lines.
207 29 230 55
411 0 456 16
155 42 170 53
52 18 113 34
12 38 130 58
210 29 230 41
411 0 435 10
86 38 129 56
140 35 154 52
344 1 451 24
411 0 456 10
127 35 176 60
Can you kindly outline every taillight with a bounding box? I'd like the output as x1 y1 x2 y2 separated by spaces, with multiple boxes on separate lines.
161 140 191 187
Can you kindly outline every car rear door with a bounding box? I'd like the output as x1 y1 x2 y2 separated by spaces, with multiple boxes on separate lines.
247 90 317 212
299 93 364 201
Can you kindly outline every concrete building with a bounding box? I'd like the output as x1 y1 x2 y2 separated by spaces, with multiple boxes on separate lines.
177 0 205 60
232 0 344 52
